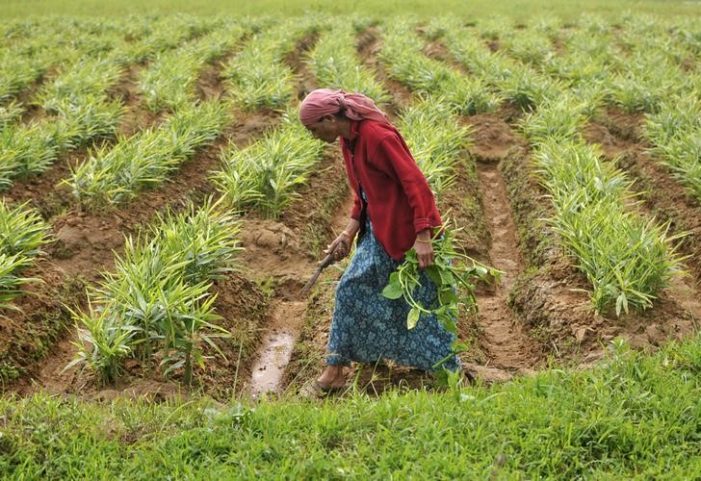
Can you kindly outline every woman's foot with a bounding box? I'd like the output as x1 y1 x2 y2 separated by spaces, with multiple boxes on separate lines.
316 365 347 389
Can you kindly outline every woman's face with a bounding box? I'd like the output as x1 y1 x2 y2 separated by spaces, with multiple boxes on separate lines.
306 115 339 143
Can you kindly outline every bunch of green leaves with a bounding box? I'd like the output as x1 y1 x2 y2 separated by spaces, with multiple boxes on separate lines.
66 301 138 385
67 100 228 207
498 27 555 66
70 199 239 385
382 223 496 338
520 94 588 142
642 94 701 201
307 21 390 105
213 111 324 218
0 200 50 308
0 50 48 102
0 101 23 132
113 16 215 64
429 22 555 112
35 56 124 114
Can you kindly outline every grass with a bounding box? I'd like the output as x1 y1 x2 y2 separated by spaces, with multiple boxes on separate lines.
3 336 701 478
3 0 701 20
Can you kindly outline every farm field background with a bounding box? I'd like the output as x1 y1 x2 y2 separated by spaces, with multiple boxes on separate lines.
2 0 701 477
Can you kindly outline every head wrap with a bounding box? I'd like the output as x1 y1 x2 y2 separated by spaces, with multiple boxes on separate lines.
299 88 389 127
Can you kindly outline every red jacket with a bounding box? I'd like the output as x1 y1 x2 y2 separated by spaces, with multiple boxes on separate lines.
340 119 442 260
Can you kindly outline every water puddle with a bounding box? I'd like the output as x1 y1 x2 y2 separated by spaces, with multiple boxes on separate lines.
249 301 305 398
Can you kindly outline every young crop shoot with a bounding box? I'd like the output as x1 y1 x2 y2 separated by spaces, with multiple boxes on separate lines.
213 111 325 218
69 199 241 386
308 21 390 105
67 101 229 207
0 200 51 309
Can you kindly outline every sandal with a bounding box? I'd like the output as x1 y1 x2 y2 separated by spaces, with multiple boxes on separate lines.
299 380 346 398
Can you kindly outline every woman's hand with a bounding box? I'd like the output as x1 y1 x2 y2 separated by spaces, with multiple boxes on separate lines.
326 232 352 261
413 230 434 269
325 219 360 262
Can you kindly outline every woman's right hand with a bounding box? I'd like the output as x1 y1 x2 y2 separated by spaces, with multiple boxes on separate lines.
325 232 352 261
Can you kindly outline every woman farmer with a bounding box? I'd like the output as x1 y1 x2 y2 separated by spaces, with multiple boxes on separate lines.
299 88 461 391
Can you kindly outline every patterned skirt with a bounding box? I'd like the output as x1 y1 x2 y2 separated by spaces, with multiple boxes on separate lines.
327 218 460 372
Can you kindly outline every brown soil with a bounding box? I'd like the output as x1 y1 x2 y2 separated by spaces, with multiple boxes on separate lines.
110 64 163 136
279 148 350 257
422 40 451 63
473 161 540 372
465 113 522 163
246 192 353 397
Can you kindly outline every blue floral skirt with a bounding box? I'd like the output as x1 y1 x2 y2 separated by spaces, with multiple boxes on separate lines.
327 218 460 372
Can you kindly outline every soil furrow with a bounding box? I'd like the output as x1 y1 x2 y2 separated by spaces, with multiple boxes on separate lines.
471 151 540 374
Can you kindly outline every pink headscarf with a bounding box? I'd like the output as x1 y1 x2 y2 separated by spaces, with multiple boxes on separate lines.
299 88 389 126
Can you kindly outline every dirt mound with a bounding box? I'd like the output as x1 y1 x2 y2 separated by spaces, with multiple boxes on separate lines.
465 114 523 163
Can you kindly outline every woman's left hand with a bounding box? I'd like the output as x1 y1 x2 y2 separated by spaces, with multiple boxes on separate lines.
413 231 434 269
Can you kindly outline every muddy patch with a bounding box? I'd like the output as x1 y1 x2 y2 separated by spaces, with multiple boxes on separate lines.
249 301 306 398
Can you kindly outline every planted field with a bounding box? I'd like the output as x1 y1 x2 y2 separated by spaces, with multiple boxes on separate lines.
2 7 701 477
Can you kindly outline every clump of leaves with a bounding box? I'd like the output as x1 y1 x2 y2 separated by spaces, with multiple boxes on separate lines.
382 223 498 337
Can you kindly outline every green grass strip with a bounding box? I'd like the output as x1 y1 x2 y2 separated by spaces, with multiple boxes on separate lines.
3 336 701 479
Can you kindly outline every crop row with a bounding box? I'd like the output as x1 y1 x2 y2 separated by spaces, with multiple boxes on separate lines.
307 19 389 105
434 21 681 313
379 21 498 116
67 101 229 207
213 111 325 218
0 201 50 310
0 17 217 190
71 199 241 385
497 18 701 209
222 19 315 111
139 22 248 112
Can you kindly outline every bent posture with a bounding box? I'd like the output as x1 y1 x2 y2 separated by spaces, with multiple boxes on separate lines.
299 89 460 391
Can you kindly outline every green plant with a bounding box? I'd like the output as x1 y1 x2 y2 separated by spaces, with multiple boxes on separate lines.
69 199 240 385
382 223 497 336
213 111 324 217
0 200 50 308
67 101 228 207
308 21 390 104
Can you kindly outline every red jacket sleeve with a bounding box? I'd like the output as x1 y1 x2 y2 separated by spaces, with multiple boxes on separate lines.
372 133 439 233
350 190 362 220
